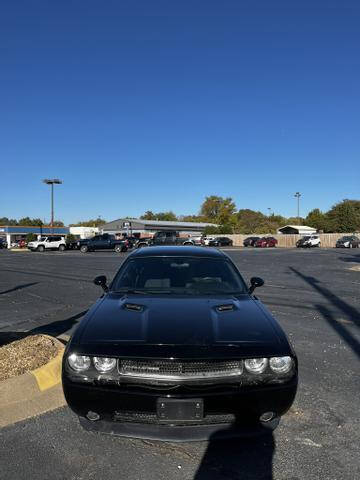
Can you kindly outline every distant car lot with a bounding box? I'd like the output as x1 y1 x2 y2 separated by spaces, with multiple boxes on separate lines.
0 247 359 479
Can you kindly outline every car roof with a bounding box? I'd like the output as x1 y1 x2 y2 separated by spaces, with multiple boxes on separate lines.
129 246 227 258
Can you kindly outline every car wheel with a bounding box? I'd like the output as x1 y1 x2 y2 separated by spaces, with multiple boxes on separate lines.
80 245 88 253
58 244 66 252
37 245 45 252
115 245 123 253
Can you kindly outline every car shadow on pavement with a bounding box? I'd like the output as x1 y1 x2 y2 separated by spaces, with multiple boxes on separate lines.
0 282 39 295
29 310 88 338
290 267 360 358
338 255 360 263
0 331 32 347
194 432 275 479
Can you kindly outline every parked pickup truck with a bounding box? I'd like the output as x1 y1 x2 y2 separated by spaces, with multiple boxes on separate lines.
137 230 201 248
77 234 128 253
28 236 67 252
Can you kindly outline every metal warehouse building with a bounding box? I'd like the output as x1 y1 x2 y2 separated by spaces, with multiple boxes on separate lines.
101 218 218 236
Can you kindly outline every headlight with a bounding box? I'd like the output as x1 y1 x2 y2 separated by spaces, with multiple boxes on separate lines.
68 353 91 372
244 358 268 374
269 356 293 374
93 357 117 373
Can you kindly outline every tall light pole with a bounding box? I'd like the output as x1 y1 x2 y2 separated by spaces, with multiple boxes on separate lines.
294 192 301 222
43 179 63 232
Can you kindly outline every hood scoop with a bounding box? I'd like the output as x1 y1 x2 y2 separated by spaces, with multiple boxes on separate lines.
216 304 235 312
124 303 144 312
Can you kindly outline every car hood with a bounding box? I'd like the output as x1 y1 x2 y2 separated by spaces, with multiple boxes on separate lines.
77 294 286 356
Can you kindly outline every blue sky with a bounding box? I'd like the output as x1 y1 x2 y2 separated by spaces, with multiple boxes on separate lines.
1 1 359 225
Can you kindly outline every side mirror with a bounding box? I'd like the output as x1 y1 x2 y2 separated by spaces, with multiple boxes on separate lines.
94 275 108 292
249 277 264 294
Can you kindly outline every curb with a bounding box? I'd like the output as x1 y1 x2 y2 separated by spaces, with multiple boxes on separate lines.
0 336 66 428
9 248 30 252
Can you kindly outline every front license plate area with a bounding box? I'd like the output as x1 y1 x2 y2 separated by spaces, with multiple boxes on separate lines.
157 398 203 421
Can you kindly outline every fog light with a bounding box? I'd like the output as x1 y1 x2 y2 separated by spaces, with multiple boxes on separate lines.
86 411 100 421
259 411 275 422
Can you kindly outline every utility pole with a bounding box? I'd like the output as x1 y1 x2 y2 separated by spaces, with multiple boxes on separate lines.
294 192 301 222
43 179 63 233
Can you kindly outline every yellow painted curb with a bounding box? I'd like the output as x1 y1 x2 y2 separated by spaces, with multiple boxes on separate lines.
0 336 66 428
32 348 64 391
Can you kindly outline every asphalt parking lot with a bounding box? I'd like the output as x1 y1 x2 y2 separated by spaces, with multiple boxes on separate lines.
0 247 359 480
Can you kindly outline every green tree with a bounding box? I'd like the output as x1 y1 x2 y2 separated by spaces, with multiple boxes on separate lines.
305 209 328 232
218 224 233 234
286 217 305 226
26 233 37 243
0 217 18 225
140 211 157 220
203 226 220 235
326 199 360 232
70 218 107 227
200 196 236 223
18 217 44 226
140 211 178 221
235 209 267 234
155 211 178 221
179 214 209 223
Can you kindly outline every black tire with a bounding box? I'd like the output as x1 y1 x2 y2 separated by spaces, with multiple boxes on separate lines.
115 245 122 253
37 245 45 252
80 245 88 253
58 244 66 252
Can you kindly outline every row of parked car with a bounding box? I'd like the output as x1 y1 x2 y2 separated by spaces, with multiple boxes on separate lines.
3 233 360 252
243 236 278 248
243 234 360 249
23 232 234 253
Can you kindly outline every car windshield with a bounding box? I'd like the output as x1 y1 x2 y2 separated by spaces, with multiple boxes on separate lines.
303 236 310 240
111 256 248 295
39 237 46 241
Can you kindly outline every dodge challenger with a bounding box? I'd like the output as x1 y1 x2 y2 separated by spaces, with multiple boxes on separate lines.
62 246 297 441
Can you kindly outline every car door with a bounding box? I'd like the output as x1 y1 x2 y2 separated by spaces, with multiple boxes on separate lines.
90 236 103 250
101 234 113 249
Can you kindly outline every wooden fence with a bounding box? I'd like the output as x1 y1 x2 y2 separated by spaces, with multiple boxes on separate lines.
226 233 356 248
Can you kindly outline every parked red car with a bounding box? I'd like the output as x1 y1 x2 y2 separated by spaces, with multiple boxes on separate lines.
255 237 278 248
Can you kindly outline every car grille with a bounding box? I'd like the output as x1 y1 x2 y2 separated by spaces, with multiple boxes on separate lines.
113 410 237 425
118 359 243 380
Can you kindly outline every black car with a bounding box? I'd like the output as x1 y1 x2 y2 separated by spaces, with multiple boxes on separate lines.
243 236 260 247
335 235 360 248
77 234 128 253
0 238 7 249
208 237 233 247
62 246 297 441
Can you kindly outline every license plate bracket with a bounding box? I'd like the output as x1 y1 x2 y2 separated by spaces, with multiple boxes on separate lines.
157 398 203 421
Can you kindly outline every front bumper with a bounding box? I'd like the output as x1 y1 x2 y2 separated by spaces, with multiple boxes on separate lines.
62 377 297 441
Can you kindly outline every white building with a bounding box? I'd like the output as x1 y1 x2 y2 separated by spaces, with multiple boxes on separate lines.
69 226 99 239
277 225 317 235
